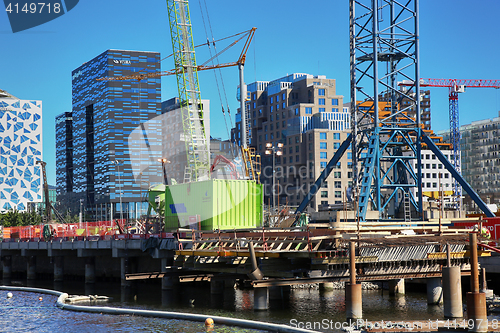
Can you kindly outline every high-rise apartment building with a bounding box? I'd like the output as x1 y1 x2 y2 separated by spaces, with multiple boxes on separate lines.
232 74 351 210
62 49 163 220
0 89 43 211
458 112 500 209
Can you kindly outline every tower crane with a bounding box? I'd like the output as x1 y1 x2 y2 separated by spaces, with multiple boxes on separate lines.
399 78 500 209
96 28 256 83
97 25 257 183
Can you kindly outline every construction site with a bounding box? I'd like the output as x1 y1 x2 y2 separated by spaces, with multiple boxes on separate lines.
2 0 500 331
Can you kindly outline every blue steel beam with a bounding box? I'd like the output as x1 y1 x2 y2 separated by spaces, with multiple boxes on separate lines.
422 135 494 217
294 134 352 216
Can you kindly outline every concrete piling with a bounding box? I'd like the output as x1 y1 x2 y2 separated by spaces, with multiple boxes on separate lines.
388 279 405 296
443 266 463 318
2 256 12 280
319 282 335 291
210 280 224 295
53 256 64 282
254 287 268 311
27 256 36 280
161 258 179 290
467 232 487 333
120 257 130 288
426 278 443 304
85 257 96 284
346 241 362 319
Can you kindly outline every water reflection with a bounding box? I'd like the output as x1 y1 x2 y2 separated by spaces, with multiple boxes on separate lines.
4 279 500 333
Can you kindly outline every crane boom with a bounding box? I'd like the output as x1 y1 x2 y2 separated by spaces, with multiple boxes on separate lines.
166 0 209 182
96 28 256 83
399 78 500 210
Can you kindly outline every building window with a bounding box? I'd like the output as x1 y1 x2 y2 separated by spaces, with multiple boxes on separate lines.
265 134 268 140
296 145 299 152
320 142 327 149
320 152 327 159
305 107 312 114
333 133 340 140
282 102 286 109
334 172 341 178
270 106 273 113
276 114 279 120
309 152 313 159
334 181 341 188
270 97 273 103
295 108 299 115
295 136 300 143
319 98 325 105
322 181 328 188
333 142 340 149
270 115 273 121
321 191 328 198
289 147 293 154
332 99 339 106
332 108 338 112
320 162 327 168
320 133 327 140
319 108 325 113
335 191 342 198
318 89 325 96
289 156 293 163
296 155 300 162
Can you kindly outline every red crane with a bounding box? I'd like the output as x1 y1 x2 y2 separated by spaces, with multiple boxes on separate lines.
399 78 500 209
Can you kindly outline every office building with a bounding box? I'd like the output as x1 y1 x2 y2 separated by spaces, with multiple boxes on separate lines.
232 73 351 210
0 89 43 212
65 49 163 220
55 112 73 195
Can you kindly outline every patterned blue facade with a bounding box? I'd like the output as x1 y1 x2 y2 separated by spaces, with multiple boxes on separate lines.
55 112 73 195
0 96 43 212
70 50 163 219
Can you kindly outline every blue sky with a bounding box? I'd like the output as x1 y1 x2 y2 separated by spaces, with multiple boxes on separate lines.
1 0 500 186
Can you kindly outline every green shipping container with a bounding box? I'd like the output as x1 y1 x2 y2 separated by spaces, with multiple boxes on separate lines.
163 179 263 231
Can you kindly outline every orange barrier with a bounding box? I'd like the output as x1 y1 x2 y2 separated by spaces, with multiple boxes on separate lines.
2 220 123 240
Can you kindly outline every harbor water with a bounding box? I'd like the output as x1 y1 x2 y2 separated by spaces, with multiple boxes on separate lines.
1 280 500 332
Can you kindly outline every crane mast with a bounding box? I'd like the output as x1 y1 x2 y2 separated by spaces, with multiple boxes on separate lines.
399 78 500 210
166 0 209 182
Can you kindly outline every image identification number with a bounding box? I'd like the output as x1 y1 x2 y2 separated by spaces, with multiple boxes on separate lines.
5 3 61 14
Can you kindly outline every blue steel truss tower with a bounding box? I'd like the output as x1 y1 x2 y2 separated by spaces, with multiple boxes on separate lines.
350 0 423 220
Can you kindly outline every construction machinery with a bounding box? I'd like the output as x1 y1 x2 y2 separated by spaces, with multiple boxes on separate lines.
36 161 66 223
294 0 495 224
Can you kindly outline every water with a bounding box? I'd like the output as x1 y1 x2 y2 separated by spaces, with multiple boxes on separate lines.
0 280 499 332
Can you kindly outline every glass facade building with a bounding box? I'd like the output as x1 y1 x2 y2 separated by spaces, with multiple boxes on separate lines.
0 90 43 212
55 112 73 195
67 49 163 220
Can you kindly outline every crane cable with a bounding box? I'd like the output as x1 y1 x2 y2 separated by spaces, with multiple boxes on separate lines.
197 0 234 159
